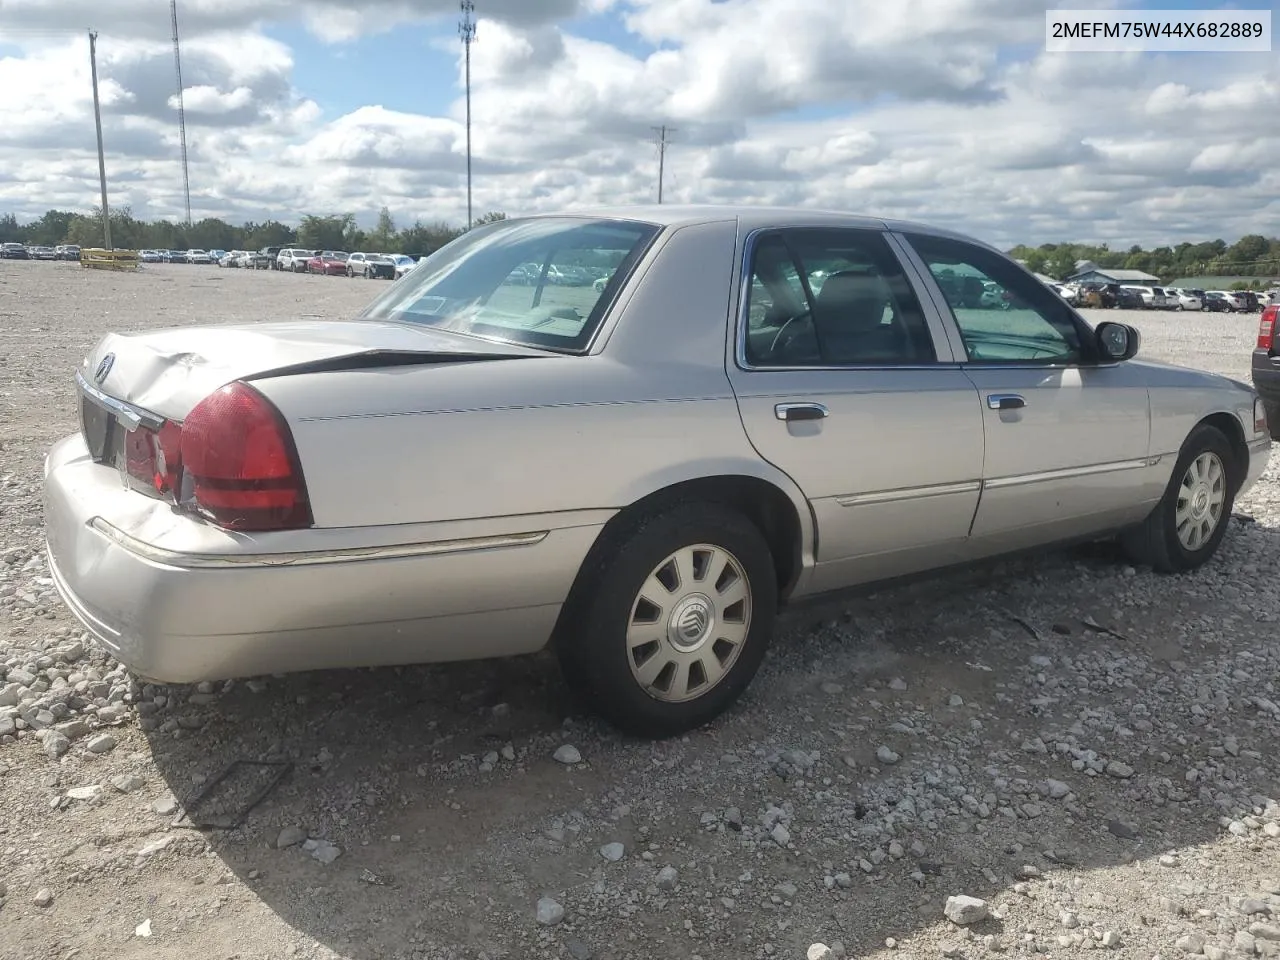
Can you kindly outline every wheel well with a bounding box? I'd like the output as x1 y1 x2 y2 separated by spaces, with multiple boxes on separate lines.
600 476 804 597
1199 412 1249 491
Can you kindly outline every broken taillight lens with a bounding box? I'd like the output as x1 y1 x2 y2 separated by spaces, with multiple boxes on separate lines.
122 420 183 496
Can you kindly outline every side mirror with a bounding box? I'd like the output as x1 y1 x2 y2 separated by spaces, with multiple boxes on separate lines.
1096 321 1140 361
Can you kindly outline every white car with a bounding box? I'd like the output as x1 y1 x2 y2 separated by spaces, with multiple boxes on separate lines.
278 248 318 273
388 254 417 279
186 249 212 265
1171 289 1202 311
217 251 241 268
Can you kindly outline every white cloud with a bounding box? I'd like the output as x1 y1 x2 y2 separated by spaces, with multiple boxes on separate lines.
0 0 1277 247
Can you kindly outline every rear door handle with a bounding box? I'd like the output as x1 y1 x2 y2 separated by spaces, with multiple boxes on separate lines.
775 402 829 422
986 394 1026 411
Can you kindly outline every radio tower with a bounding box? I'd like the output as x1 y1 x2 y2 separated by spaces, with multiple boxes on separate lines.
459 0 476 229
170 0 192 226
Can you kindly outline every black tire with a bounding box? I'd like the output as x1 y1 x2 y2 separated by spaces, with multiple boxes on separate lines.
555 501 778 739
1263 400 1280 442
1120 423 1239 573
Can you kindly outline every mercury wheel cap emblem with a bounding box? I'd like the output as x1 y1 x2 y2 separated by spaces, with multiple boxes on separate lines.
1175 451 1226 551
668 593 715 652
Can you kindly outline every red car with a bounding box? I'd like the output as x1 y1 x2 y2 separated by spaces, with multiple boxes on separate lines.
306 251 349 276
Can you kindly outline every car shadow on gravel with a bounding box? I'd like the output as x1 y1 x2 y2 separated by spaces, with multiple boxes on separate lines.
138 516 1280 960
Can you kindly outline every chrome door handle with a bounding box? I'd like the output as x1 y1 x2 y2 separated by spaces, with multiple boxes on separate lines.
987 394 1026 411
775 402 829 422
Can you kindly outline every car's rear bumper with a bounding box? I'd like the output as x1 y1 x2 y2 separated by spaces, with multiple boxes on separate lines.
43 433 605 683
1253 349 1280 402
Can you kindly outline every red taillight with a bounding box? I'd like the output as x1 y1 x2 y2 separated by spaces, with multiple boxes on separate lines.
1258 305 1277 352
178 381 312 531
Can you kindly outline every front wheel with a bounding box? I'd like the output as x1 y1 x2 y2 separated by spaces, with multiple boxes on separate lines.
1120 423 1238 573
555 502 777 738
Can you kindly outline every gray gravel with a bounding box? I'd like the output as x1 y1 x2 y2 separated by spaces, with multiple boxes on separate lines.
0 260 1277 960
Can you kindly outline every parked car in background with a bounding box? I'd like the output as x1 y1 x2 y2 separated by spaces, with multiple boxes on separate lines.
28 245 57 260
1115 286 1145 310
278 248 318 272
260 246 284 269
218 251 242 268
0 242 29 259
138 249 163 264
1076 281 1119 308
1171 289 1202 311
1210 290 1248 312
348 252 396 279
243 250 273 270
1238 291 1260 313
185 249 212 265
42 206 1272 737
388 254 416 279
306 250 349 276
1202 291 1230 313
1253 304 1280 440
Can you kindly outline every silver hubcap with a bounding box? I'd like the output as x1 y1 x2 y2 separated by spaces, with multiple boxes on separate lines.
627 544 751 703
1176 451 1226 551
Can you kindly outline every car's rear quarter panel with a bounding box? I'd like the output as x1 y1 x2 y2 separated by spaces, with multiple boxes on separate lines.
251 220 797 534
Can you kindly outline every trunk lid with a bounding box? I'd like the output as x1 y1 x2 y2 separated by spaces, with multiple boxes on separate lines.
82 318 543 420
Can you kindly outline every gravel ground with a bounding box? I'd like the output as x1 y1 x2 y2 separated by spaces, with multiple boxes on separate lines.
0 260 1277 960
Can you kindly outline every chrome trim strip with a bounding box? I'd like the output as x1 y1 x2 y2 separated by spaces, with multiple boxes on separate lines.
88 517 549 569
836 480 981 507
984 458 1150 491
75 371 164 431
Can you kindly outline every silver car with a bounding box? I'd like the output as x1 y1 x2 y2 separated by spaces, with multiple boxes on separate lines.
43 207 1272 738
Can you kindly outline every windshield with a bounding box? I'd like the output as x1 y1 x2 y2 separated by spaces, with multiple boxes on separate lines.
359 216 660 352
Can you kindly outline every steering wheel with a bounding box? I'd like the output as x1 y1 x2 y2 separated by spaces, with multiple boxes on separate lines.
769 309 815 359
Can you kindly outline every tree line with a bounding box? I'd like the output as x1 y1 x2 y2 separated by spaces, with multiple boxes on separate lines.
3 206 1277 285
0 206 507 259
1009 234 1280 287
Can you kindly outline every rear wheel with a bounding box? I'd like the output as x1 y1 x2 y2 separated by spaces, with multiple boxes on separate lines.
555 502 777 738
1120 423 1238 573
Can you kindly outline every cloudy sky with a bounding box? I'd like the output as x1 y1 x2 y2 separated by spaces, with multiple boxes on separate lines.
0 0 1276 247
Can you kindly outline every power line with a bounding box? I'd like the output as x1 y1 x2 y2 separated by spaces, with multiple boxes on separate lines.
88 29 112 250
459 0 476 229
651 125 676 204
171 0 192 227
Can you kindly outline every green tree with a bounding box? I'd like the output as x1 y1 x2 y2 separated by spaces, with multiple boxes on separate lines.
366 206 397 252
297 214 357 250
1229 234 1269 265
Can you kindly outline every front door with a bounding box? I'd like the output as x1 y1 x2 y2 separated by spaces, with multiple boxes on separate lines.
900 232 1153 552
725 227 986 592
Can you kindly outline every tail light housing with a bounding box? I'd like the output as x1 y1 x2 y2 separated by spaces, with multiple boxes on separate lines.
1258 305 1277 352
176 382 313 531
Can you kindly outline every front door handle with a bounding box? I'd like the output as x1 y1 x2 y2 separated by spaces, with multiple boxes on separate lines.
775 402 829 422
986 394 1026 411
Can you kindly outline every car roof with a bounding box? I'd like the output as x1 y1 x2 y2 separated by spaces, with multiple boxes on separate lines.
520 204 994 247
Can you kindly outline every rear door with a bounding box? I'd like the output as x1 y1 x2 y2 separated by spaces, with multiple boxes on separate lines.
898 232 1154 551
725 226 985 591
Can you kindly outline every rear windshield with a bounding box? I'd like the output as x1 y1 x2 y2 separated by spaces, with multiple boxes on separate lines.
359 217 660 352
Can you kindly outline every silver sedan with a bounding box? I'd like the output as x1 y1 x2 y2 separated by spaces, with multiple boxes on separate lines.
43 206 1272 738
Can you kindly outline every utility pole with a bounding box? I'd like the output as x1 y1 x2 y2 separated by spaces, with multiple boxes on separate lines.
88 29 112 250
651 124 676 204
459 0 476 229
171 0 192 227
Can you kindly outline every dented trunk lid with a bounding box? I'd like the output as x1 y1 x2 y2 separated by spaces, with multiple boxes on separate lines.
80 318 541 421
